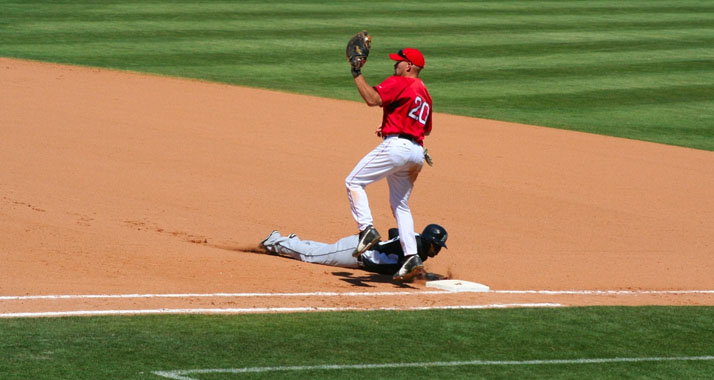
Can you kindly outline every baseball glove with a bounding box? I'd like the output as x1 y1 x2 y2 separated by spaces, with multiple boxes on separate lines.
346 30 371 77
424 148 434 166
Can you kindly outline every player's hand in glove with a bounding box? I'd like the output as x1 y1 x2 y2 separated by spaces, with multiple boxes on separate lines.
346 30 371 78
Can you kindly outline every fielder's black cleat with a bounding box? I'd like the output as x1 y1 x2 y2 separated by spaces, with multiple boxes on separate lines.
393 254 424 282
353 225 380 257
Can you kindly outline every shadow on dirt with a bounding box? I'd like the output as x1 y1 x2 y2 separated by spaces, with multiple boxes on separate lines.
331 271 416 288
331 271 450 288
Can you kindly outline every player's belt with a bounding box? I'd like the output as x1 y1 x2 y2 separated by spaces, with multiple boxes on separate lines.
385 133 418 143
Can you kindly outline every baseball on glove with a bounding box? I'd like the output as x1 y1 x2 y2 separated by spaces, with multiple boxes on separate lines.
346 30 371 77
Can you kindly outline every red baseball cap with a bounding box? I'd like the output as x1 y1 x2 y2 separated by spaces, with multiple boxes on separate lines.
389 48 425 68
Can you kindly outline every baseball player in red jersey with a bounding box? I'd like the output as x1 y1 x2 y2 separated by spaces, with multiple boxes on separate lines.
346 48 433 282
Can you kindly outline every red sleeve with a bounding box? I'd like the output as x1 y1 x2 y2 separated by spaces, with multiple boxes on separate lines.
374 76 405 106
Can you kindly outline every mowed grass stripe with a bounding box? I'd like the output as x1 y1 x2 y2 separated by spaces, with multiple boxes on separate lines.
4 24 714 47
459 84 714 109
438 59 714 92
6 0 714 18
5 29 714 56
4 0 714 34
436 48 714 75
6 12 714 36
434 59 714 84
7 39 712 67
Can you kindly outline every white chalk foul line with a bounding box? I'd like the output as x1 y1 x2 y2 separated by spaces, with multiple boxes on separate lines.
2 289 713 301
153 356 714 379
493 290 714 295
0 290 449 301
0 303 562 318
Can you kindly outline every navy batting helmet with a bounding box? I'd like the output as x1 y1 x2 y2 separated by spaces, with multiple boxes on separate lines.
421 224 448 257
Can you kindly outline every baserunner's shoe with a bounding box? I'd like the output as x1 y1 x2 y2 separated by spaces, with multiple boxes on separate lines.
393 254 424 282
353 225 381 257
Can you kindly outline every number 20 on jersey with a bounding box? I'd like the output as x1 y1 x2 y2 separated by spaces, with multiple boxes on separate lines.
408 96 430 125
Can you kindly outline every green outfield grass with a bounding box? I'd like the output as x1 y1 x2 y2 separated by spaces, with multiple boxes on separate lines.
2 0 713 150
1 307 714 379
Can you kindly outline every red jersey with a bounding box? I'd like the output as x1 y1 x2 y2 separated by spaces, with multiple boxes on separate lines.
374 76 432 145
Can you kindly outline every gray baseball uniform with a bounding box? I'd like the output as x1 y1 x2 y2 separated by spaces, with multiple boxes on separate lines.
259 230 435 275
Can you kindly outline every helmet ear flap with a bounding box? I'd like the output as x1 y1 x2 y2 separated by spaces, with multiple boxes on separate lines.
427 242 441 257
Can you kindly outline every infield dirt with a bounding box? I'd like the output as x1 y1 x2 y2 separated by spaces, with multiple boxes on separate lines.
2 58 713 314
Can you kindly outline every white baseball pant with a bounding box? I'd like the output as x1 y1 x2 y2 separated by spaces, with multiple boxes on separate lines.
345 135 424 256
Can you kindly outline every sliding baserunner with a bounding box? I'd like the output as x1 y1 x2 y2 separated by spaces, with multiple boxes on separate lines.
258 224 448 282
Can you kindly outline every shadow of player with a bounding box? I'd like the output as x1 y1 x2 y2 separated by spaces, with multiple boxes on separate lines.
331 271 448 288
331 271 416 288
